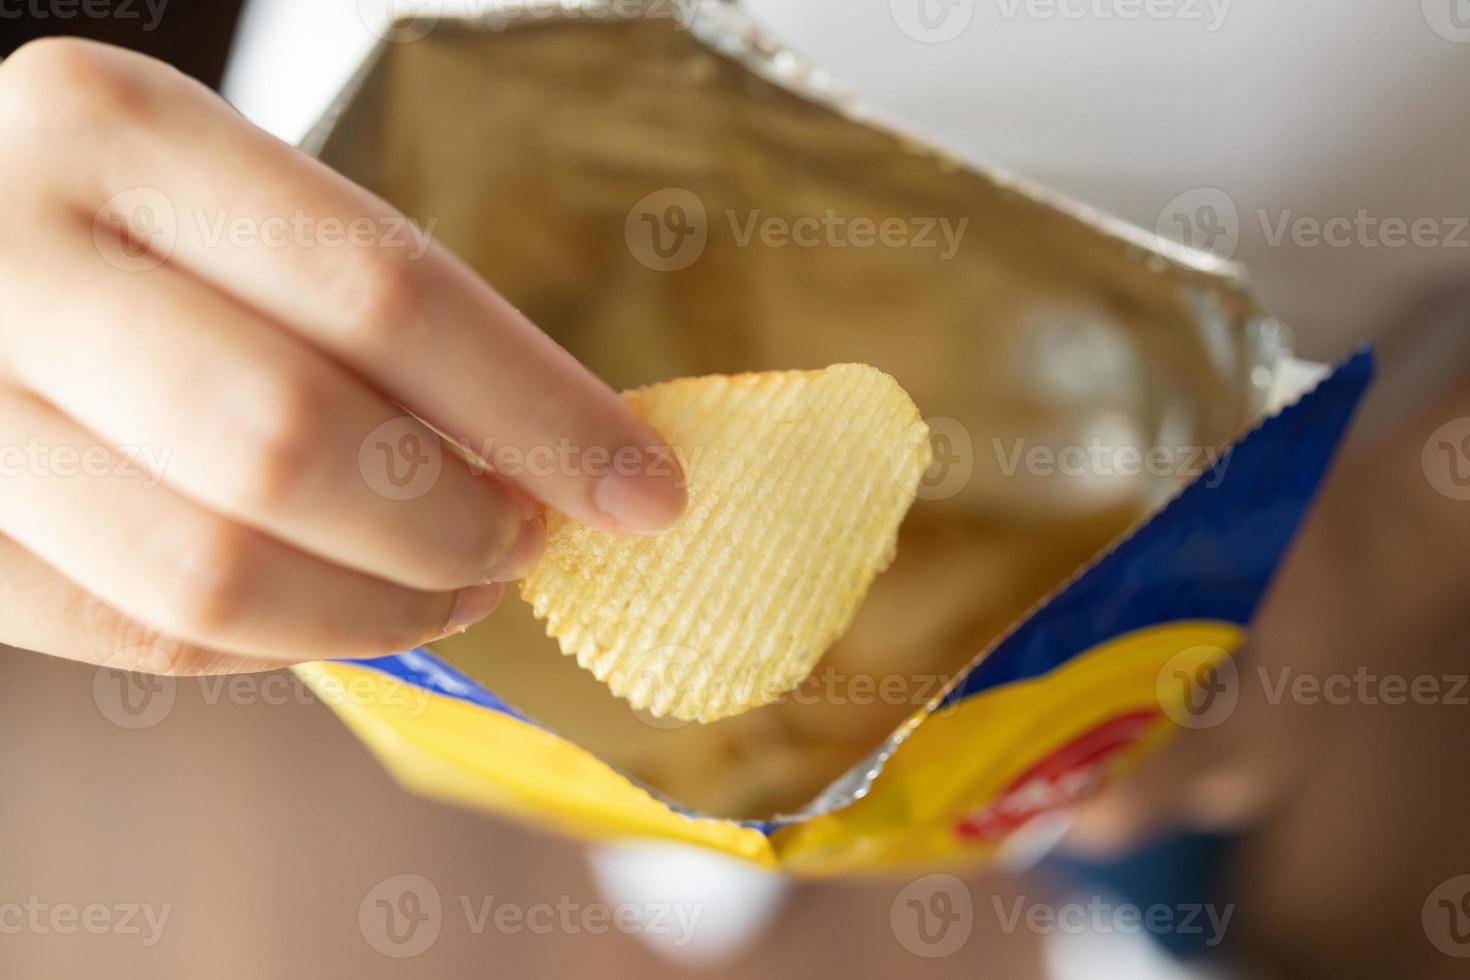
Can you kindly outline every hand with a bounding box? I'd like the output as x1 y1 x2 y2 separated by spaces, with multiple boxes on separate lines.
0 39 686 675
1064 367 1470 854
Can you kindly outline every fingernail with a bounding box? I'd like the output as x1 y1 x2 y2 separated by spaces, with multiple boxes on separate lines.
484 513 546 582
515 494 540 521
502 486 539 521
422 583 504 644
593 448 687 535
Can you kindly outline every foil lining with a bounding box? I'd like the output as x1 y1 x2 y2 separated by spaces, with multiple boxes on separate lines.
307 3 1281 821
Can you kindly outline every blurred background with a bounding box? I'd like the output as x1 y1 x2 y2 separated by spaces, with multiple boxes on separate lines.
3 2 1470 978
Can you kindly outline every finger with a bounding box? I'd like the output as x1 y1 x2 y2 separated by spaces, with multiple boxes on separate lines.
0 387 503 662
0 218 543 592
0 39 687 534
1063 732 1218 857
0 533 292 675
1067 759 1273 858
1063 718 1274 857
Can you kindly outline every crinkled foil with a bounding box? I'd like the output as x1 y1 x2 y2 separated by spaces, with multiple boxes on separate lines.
307 2 1282 822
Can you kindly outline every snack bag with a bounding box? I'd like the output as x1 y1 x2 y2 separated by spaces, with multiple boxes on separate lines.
296 350 1369 873
292 5 1373 874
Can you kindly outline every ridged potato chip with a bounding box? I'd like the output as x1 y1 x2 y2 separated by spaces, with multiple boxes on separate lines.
521 363 932 722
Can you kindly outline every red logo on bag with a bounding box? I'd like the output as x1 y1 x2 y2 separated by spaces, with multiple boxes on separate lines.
954 709 1159 842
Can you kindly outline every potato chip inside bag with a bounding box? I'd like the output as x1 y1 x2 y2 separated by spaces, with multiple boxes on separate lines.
292 8 1374 874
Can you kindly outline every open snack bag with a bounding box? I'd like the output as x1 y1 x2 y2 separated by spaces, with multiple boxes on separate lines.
292 3 1372 875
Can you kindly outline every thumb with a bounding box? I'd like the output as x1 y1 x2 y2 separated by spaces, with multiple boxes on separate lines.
1062 645 1285 857
1061 721 1262 857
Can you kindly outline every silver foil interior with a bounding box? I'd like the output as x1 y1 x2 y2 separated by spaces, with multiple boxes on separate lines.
307 5 1281 822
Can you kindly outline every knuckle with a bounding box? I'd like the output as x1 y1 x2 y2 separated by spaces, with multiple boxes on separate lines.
158 521 261 639
94 615 243 676
154 644 271 677
334 247 424 349
88 607 190 673
0 38 161 130
224 374 330 512
1 38 106 89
